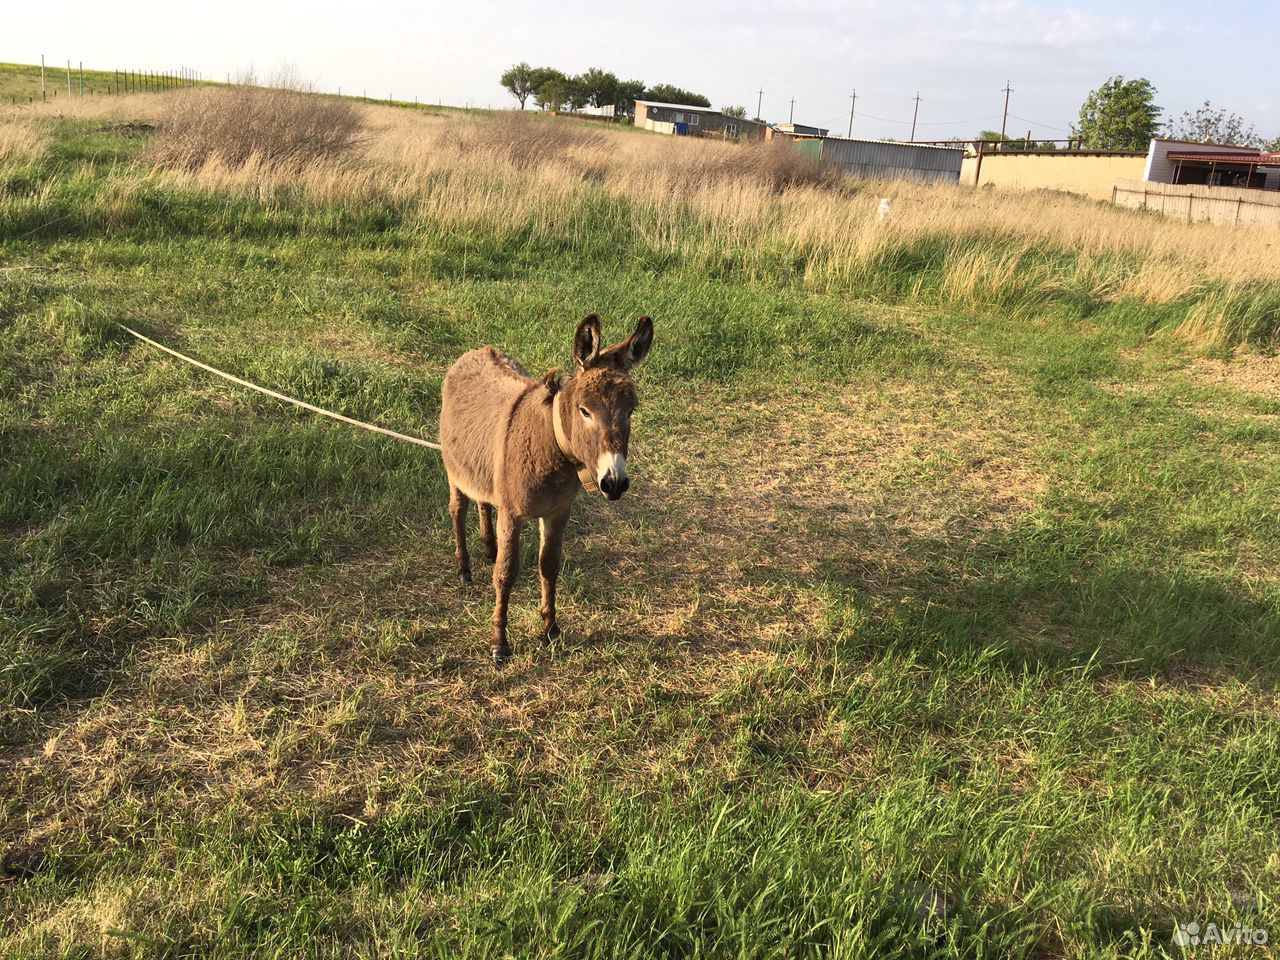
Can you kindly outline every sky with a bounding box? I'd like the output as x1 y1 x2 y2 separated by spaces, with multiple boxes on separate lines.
11 0 1279 141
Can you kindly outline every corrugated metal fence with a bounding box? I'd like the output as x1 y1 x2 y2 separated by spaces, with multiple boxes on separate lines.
1112 178 1280 227
810 138 963 184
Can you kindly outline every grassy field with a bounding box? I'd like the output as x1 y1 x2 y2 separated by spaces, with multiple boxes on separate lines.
2 89 1279 958
0 63 164 104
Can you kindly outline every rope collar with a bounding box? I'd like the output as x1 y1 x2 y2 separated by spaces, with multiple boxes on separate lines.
552 391 599 494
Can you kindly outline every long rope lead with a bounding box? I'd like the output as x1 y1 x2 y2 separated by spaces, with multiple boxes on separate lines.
115 323 443 451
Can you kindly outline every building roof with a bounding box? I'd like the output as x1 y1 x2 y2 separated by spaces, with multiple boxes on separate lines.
792 134 964 153
1167 150 1280 165
634 99 720 114
1152 137 1259 150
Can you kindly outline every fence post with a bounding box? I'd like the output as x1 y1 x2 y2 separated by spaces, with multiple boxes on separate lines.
79 61 84 96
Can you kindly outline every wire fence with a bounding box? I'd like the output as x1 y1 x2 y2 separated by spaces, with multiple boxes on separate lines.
8 56 205 105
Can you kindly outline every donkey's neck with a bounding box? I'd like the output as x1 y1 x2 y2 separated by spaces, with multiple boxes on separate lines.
550 378 599 494
551 387 574 464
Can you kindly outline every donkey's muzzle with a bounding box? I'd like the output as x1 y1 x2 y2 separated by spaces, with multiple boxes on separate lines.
600 473 629 501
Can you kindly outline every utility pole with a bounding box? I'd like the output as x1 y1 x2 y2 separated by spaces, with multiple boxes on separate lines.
788 97 795 124
999 81 1013 140
756 87 763 120
910 92 921 142
847 90 857 138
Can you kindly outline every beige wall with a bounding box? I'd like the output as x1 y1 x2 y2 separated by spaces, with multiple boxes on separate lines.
961 152 1147 201
1113 178 1280 227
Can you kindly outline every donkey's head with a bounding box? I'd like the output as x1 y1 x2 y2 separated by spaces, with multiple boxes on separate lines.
562 314 653 501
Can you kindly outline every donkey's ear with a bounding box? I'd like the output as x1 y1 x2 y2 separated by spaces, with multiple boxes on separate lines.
622 316 653 369
574 314 602 370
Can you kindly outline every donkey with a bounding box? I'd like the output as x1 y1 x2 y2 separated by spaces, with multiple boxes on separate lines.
439 314 654 665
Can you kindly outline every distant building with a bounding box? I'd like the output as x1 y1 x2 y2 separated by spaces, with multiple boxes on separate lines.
773 133 963 184
633 100 766 140
1143 139 1280 191
813 137 963 184
769 122 831 139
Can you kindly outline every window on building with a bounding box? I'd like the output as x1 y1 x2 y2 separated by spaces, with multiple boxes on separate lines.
674 112 685 123
689 114 699 126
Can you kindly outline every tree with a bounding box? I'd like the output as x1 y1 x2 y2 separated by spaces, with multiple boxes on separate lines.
722 105 747 118
615 78 646 116
500 62 539 110
530 68 568 110
641 83 710 108
1168 101 1258 146
1074 76 1162 151
575 67 620 109
564 76 590 111
536 76 569 112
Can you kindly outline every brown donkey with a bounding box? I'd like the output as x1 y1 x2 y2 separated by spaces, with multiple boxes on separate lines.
439 315 653 664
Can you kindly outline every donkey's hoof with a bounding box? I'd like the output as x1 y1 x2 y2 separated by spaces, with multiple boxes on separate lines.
459 571 473 585
492 644 512 667
483 542 498 562
541 625 562 645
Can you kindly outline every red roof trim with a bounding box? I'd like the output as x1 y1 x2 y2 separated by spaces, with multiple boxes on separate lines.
1166 151 1279 164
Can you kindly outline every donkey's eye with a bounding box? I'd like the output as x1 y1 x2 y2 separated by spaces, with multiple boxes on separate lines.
579 407 592 421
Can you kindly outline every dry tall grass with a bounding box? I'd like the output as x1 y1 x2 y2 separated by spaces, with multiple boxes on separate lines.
4 90 1277 345
166 105 1280 290
144 80 364 172
0 93 164 123
0 119 49 161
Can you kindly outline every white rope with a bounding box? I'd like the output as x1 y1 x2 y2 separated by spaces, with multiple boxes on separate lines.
115 323 443 451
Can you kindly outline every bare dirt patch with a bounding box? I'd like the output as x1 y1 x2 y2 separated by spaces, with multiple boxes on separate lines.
1189 349 1280 401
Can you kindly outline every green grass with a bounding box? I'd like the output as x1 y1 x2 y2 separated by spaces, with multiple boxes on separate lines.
0 62 175 103
1 116 1278 958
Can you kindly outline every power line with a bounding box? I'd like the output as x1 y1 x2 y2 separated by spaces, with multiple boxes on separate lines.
1007 111 1072 133
852 110 1001 127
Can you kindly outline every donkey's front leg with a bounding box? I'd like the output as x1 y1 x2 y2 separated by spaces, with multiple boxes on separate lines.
538 511 570 643
490 510 523 666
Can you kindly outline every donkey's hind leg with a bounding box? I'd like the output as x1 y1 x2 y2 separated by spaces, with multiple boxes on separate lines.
449 483 473 584
478 503 497 562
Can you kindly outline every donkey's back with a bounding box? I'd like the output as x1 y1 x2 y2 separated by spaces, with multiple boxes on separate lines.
439 347 535 505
